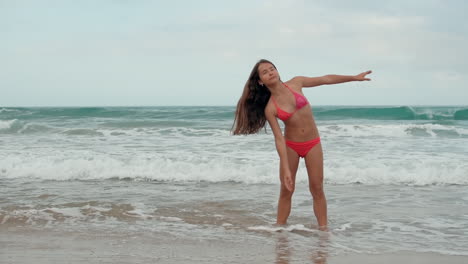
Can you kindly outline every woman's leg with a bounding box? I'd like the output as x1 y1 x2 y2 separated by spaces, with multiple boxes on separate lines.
304 143 327 228
277 146 300 225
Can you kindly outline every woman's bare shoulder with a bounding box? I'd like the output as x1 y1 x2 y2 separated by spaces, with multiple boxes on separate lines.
264 99 276 118
284 77 304 91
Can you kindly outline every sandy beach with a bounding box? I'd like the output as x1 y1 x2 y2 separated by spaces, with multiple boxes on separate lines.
2 227 467 264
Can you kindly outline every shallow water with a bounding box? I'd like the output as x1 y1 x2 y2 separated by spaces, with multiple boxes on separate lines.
1 106 468 257
1 179 467 256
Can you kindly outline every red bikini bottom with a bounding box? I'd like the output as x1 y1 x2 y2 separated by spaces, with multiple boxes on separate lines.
285 137 321 158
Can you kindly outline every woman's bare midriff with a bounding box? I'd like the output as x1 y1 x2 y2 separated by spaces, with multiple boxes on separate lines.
283 106 320 142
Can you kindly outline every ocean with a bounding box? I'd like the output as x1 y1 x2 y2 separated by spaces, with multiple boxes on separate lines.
1 105 468 262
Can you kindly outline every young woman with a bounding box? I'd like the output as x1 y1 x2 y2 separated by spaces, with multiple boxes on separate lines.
232 59 371 229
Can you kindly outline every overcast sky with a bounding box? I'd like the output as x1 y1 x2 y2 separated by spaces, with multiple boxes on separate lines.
1 0 467 106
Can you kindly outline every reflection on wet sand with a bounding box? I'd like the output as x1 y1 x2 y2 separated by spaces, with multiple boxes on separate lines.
275 234 291 264
275 231 329 264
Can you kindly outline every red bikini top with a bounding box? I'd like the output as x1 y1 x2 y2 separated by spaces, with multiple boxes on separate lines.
271 83 309 121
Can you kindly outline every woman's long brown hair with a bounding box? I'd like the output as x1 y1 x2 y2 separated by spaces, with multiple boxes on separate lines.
231 59 277 135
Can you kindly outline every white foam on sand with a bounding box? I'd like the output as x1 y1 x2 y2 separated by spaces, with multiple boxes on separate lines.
248 224 318 233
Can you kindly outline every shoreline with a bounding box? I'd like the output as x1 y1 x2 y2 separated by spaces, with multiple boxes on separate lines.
2 228 467 264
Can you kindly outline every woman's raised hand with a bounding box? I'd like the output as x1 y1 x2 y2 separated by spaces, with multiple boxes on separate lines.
355 70 372 81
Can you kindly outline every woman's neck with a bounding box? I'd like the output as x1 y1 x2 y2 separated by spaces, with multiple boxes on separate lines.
267 82 284 96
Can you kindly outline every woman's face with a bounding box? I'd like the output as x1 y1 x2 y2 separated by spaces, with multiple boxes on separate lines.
257 63 279 86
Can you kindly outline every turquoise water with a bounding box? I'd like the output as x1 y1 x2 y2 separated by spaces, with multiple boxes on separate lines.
1 105 467 121
1 105 468 256
1 105 467 184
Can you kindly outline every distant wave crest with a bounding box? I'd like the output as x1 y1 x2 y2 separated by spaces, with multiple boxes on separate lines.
315 106 468 120
1 106 468 121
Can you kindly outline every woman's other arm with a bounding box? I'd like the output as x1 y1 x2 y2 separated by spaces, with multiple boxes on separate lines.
265 104 293 191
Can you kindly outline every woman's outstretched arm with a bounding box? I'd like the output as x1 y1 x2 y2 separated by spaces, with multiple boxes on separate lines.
290 70 372 88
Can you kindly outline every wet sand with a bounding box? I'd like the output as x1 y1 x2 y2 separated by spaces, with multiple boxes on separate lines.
2 228 467 264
